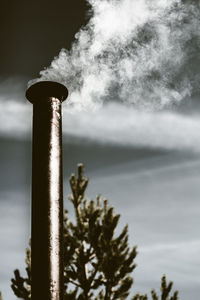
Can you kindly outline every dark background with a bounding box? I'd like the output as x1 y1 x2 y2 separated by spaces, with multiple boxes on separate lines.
0 0 90 78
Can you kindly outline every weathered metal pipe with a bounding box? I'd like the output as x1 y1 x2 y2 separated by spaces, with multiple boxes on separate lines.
26 81 68 300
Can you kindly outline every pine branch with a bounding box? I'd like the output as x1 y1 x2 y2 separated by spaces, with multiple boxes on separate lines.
11 269 30 300
10 164 180 300
132 294 148 300
151 289 159 300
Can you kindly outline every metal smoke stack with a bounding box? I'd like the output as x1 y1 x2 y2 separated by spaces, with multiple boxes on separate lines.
26 81 68 300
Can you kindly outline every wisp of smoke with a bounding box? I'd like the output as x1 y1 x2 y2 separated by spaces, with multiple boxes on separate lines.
32 0 200 111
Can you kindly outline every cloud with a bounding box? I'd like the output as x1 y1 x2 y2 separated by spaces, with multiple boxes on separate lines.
62 102 200 152
134 240 200 298
33 0 200 111
0 97 31 139
1 94 200 153
0 78 31 139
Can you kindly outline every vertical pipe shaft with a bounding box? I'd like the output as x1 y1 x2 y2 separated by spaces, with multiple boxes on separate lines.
26 81 68 300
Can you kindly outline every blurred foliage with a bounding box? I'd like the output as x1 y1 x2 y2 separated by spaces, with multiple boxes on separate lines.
132 275 178 300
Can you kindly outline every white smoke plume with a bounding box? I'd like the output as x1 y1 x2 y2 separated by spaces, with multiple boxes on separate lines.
2 0 200 153
34 0 200 111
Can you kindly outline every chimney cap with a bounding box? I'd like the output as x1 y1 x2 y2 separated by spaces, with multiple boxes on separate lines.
26 81 68 104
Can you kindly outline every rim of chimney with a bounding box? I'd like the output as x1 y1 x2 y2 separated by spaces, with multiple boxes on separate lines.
26 81 68 104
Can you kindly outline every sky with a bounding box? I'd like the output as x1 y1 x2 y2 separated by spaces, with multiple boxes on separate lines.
0 0 200 299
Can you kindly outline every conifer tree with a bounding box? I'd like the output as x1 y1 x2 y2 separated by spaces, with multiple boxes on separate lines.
9 164 179 299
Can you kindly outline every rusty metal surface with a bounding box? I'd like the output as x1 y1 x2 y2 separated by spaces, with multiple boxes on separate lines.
26 81 68 300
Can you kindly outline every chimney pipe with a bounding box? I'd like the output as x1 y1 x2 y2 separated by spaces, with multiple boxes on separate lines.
26 81 68 300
